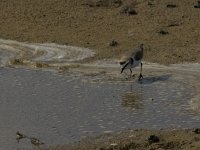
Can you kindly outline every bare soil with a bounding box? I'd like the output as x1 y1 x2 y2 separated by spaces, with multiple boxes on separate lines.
0 0 200 64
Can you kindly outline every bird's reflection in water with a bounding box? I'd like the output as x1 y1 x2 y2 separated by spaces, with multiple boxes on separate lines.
121 81 144 110
121 91 143 110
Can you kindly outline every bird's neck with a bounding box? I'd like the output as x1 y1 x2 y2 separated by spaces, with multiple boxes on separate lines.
139 45 144 52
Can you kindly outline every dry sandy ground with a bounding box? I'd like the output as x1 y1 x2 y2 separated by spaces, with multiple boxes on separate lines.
0 0 200 150
0 0 200 64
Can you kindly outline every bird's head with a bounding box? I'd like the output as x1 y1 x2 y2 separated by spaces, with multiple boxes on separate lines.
140 44 144 50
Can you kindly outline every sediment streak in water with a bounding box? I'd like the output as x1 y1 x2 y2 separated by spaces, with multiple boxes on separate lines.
0 39 95 67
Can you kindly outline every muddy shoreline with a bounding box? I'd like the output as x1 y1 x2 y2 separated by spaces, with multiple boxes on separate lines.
43 129 200 150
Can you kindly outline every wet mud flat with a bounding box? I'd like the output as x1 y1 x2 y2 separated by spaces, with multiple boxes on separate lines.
50 129 200 150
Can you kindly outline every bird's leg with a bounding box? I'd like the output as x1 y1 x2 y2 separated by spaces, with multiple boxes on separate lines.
129 69 136 78
129 69 132 78
138 62 143 81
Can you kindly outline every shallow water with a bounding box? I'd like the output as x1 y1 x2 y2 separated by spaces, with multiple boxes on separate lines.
0 39 200 150
0 66 200 150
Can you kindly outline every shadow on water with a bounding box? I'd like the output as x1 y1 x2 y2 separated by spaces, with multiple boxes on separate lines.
121 74 171 110
139 74 172 84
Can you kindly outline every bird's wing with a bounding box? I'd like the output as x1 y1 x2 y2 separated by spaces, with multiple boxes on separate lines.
122 57 133 69
129 57 134 65
134 50 143 61
121 57 134 73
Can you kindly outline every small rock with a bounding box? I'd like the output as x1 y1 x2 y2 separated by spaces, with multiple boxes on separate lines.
194 137 200 141
167 4 177 8
194 1 200 8
30 137 44 146
9 59 24 65
193 128 200 134
16 131 27 143
159 30 169 35
147 135 160 144
111 0 122 7
109 40 118 47
148 2 153 6
82 0 122 8
120 5 137 15
167 23 180 27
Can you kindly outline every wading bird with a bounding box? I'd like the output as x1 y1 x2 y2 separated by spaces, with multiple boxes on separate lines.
120 44 144 80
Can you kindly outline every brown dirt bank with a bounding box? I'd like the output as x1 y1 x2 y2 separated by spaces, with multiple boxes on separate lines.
43 129 200 150
0 0 200 64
